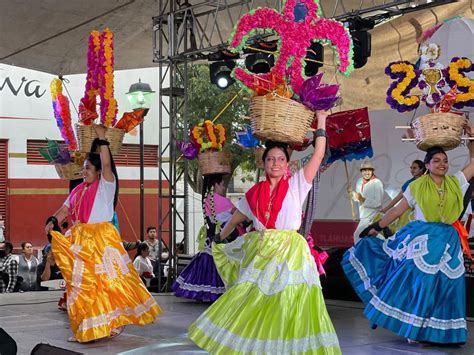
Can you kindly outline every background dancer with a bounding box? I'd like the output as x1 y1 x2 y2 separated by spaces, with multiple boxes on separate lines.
173 173 244 302
342 137 474 345
374 160 426 234
45 124 161 343
189 110 341 354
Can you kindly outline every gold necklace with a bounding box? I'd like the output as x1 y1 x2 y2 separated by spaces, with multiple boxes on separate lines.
71 185 88 224
256 190 291 260
436 178 447 223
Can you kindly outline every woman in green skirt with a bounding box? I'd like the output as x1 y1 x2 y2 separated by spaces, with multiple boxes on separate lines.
189 110 340 354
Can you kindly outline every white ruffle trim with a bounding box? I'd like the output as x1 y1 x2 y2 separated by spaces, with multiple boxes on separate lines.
194 315 340 353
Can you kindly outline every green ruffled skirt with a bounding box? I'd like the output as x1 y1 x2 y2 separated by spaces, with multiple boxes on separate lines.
188 230 341 354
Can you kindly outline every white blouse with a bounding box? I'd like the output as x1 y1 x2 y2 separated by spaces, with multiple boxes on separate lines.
403 171 469 222
133 255 154 277
237 169 312 231
64 174 116 224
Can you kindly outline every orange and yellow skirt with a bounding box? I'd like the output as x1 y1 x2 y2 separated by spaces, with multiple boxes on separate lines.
51 222 161 342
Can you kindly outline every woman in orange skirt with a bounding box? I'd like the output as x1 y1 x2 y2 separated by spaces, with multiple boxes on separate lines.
45 125 161 342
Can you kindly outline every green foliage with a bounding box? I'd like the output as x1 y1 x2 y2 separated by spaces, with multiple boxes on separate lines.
177 64 257 192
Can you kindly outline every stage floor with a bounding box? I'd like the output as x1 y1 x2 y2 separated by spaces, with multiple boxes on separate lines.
1 291 473 354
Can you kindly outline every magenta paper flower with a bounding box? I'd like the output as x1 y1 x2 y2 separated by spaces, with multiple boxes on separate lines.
228 0 354 97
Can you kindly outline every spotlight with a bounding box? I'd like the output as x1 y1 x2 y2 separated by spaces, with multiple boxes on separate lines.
351 30 371 69
209 61 235 89
245 53 275 74
304 42 324 77
347 17 375 69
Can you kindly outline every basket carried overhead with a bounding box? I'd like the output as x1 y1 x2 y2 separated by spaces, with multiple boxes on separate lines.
55 162 83 180
411 112 465 151
76 124 125 155
198 151 231 176
249 94 314 144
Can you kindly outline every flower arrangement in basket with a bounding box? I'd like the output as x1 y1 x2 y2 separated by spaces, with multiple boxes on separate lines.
188 121 231 176
46 29 146 180
385 41 472 151
226 0 354 145
76 29 146 155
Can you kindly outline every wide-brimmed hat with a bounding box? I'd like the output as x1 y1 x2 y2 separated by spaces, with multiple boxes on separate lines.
359 159 375 171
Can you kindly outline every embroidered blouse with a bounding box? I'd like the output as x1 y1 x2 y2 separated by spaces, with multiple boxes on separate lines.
237 169 312 231
404 171 469 222
64 175 116 224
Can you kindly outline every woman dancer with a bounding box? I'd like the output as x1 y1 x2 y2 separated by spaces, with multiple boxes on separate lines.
342 137 474 344
45 125 161 343
173 174 243 302
189 110 341 354
379 160 426 230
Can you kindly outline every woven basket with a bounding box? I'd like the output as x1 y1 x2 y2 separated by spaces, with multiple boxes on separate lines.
411 112 465 151
55 162 83 180
249 94 314 144
198 151 231 176
75 124 125 155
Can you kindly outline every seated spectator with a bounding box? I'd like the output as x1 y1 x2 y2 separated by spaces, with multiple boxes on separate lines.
0 242 19 293
145 226 168 276
133 243 154 281
17 242 39 291
37 245 62 289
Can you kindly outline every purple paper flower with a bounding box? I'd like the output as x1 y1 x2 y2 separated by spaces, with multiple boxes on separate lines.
299 73 340 111
177 141 199 160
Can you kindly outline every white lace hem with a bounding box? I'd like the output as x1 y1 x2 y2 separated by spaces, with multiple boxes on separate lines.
77 297 157 332
370 296 467 330
194 315 340 353
175 277 225 294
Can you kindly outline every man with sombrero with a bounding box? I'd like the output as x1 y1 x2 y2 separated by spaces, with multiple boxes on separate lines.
351 159 384 244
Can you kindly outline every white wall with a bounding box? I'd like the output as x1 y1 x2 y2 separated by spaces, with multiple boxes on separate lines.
0 63 169 180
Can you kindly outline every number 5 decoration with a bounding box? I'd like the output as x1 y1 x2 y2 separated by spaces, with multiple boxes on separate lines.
227 0 354 97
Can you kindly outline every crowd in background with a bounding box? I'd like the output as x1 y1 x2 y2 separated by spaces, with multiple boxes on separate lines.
0 224 169 294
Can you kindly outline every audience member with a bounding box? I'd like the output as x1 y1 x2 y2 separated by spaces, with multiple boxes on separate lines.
133 243 154 280
17 242 39 291
0 242 19 293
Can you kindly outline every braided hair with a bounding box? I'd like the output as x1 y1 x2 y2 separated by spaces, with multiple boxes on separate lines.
88 139 120 209
202 174 224 228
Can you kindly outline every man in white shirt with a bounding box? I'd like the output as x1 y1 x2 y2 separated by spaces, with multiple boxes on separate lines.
350 160 384 244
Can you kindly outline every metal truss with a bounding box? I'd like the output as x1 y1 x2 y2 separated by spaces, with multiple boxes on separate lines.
153 0 455 291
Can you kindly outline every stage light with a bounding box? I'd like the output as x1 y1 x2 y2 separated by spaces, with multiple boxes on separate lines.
209 61 235 89
347 17 375 69
245 53 275 74
351 30 371 69
304 42 324 77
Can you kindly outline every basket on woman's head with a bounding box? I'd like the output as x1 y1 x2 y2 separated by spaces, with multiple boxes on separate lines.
411 112 465 151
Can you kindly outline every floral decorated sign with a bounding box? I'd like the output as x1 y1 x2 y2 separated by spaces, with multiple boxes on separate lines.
228 0 353 97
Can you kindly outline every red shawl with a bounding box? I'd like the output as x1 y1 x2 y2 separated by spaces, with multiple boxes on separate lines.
245 176 289 229
69 179 99 223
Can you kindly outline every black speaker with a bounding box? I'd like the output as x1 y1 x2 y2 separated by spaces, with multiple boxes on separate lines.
351 30 371 69
31 344 82 355
0 328 17 355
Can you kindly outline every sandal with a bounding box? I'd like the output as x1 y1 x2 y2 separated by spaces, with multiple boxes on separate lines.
407 338 420 345
109 326 125 338
67 335 77 342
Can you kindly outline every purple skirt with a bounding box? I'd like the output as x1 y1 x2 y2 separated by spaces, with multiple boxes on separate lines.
172 247 226 302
